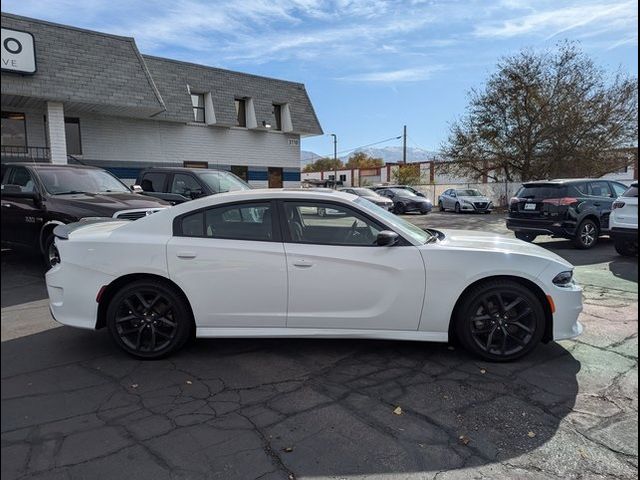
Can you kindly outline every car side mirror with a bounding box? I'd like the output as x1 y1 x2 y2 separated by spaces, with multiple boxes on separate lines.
376 230 399 246
131 184 143 193
1 185 41 201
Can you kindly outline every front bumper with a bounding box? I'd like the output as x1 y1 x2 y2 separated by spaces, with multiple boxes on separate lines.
405 202 432 213
549 282 584 341
460 202 493 212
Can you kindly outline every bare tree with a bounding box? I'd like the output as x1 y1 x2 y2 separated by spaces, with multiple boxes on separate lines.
441 42 638 182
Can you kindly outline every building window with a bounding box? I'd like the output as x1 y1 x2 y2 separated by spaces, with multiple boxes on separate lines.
339 174 347 182
1 112 27 151
191 94 205 123
272 104 282 131
231 165 248 181
64 117 82 155
235 99 246 127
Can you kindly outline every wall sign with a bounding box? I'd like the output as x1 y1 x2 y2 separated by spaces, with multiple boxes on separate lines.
1 28 36 74
288 138 299 147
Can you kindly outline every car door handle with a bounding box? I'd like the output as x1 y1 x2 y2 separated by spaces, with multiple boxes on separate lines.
292 260 314 268
176 251 197 259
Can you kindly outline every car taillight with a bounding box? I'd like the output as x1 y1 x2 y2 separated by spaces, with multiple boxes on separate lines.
612 201 625 209
542 197 578 206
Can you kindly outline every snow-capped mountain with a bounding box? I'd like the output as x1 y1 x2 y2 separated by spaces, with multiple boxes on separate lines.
301 147 441 165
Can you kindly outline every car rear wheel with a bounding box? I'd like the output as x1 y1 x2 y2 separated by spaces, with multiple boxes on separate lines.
454 280 545 362
438 201 445 212
106 280 193 359
515 232 537 242
454 202 461 213
614 238 638 257
573 219 599 249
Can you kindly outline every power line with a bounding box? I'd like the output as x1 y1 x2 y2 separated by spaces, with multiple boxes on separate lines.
314 135 402 159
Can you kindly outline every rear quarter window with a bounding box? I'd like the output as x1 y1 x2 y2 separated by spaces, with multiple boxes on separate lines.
517 185 568 198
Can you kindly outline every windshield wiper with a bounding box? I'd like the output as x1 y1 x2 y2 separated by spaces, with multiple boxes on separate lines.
53 190 92 195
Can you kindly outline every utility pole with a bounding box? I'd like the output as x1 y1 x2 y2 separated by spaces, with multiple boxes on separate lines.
402 125 407 164
330 133 338 189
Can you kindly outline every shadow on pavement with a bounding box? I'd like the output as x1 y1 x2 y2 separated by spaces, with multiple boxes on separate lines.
1 249 47 309
610 257 639 283
535 237 621 267
2 326 581 479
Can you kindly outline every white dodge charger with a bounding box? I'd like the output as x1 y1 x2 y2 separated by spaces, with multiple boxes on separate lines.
46 189 583 361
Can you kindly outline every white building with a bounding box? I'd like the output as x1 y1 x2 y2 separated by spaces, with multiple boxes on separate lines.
1 13 323 187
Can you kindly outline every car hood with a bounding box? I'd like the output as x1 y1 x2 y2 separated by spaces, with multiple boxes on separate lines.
48 192 168 217
435 229 572 267
458 196 491 203
363 196 392 203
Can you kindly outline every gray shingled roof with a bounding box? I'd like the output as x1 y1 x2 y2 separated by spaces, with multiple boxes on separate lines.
143 55 323 135
1 12 323 135
1 13 165 117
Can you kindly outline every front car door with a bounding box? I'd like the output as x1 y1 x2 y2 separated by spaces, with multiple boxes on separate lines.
167 200 287 328
0 166 43 248
281 200 425 331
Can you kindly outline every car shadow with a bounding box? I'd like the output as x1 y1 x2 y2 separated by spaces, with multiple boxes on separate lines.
610 257 639 283
1 249 47 308
534 237 621 267
2 327 580 479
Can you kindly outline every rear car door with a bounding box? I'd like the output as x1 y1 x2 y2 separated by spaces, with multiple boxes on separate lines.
586 181 616 230
0 166 43 247
167 200 287 328
281 200 425 331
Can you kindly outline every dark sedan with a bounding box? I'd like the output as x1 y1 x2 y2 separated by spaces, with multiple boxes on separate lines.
338 187 394 210
375 187 433 215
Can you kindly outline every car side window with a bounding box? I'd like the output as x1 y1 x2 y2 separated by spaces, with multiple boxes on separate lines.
140 172 167 193
5 167 35 193
178 202 273 241
283 202 382 246
611 182 627 198
587 181 613 198
171 174 204 199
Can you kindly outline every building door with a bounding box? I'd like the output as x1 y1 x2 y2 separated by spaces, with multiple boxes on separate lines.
268 168 283 188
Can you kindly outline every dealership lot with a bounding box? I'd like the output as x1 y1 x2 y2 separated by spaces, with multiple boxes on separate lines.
1 212 637 480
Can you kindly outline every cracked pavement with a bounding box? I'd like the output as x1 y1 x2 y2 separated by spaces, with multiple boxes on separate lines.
1 212 637 479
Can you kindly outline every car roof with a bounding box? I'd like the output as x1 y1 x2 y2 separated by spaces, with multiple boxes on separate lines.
3 162 101 170
523 178 619 186
140 167 227 174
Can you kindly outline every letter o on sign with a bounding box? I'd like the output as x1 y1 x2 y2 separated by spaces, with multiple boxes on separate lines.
3 37 22 55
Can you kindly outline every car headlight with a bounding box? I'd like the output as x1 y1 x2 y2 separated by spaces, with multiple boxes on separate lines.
553 271 574 287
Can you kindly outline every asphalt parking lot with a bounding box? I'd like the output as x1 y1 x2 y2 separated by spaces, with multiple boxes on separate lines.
1 212 637 479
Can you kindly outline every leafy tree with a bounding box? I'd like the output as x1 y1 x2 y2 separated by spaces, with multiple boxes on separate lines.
345 152 384 169
441 42 638 182
303 157 344 173
391 164 424 185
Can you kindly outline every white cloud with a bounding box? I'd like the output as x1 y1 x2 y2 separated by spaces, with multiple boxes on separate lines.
337 65 445 82
474 0 638 39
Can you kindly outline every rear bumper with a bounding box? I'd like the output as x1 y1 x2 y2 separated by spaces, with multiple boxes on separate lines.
609 227 638 242
506 218 576 237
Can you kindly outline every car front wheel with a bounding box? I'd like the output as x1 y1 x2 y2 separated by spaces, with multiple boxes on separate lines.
43 233 60 270
438 201 445 212
106 279 193 359
454 280 545 362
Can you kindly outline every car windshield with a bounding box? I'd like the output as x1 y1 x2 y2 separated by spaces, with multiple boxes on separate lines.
354 197 433 244
351 188 377 196
390 188 417 197
37 168 130 195
198 171 251 193
456 189 482 196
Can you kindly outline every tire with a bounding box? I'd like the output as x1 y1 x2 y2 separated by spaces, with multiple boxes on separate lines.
317 207 326 217
43 232 60 270
106 279 193 359
573 219 599 249
455 202 461 214
515 232 537 243
439 201 445 212
453 280 546 362
614 238 638 257
395 203 406 215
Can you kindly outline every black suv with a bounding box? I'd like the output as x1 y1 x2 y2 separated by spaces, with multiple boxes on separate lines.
1 163 168 268
507 179 629 249
135 167 251 205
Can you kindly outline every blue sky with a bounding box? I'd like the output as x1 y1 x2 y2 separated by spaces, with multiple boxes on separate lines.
3 0 637 157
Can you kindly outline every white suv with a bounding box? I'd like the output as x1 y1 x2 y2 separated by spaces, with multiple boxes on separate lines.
610 182 638 256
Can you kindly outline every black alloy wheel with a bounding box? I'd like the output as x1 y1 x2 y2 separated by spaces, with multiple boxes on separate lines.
573 219 599 249
44 233 60 270
455 280 545 361
395 203 406 215
455 202 461 213
106 280 192 359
